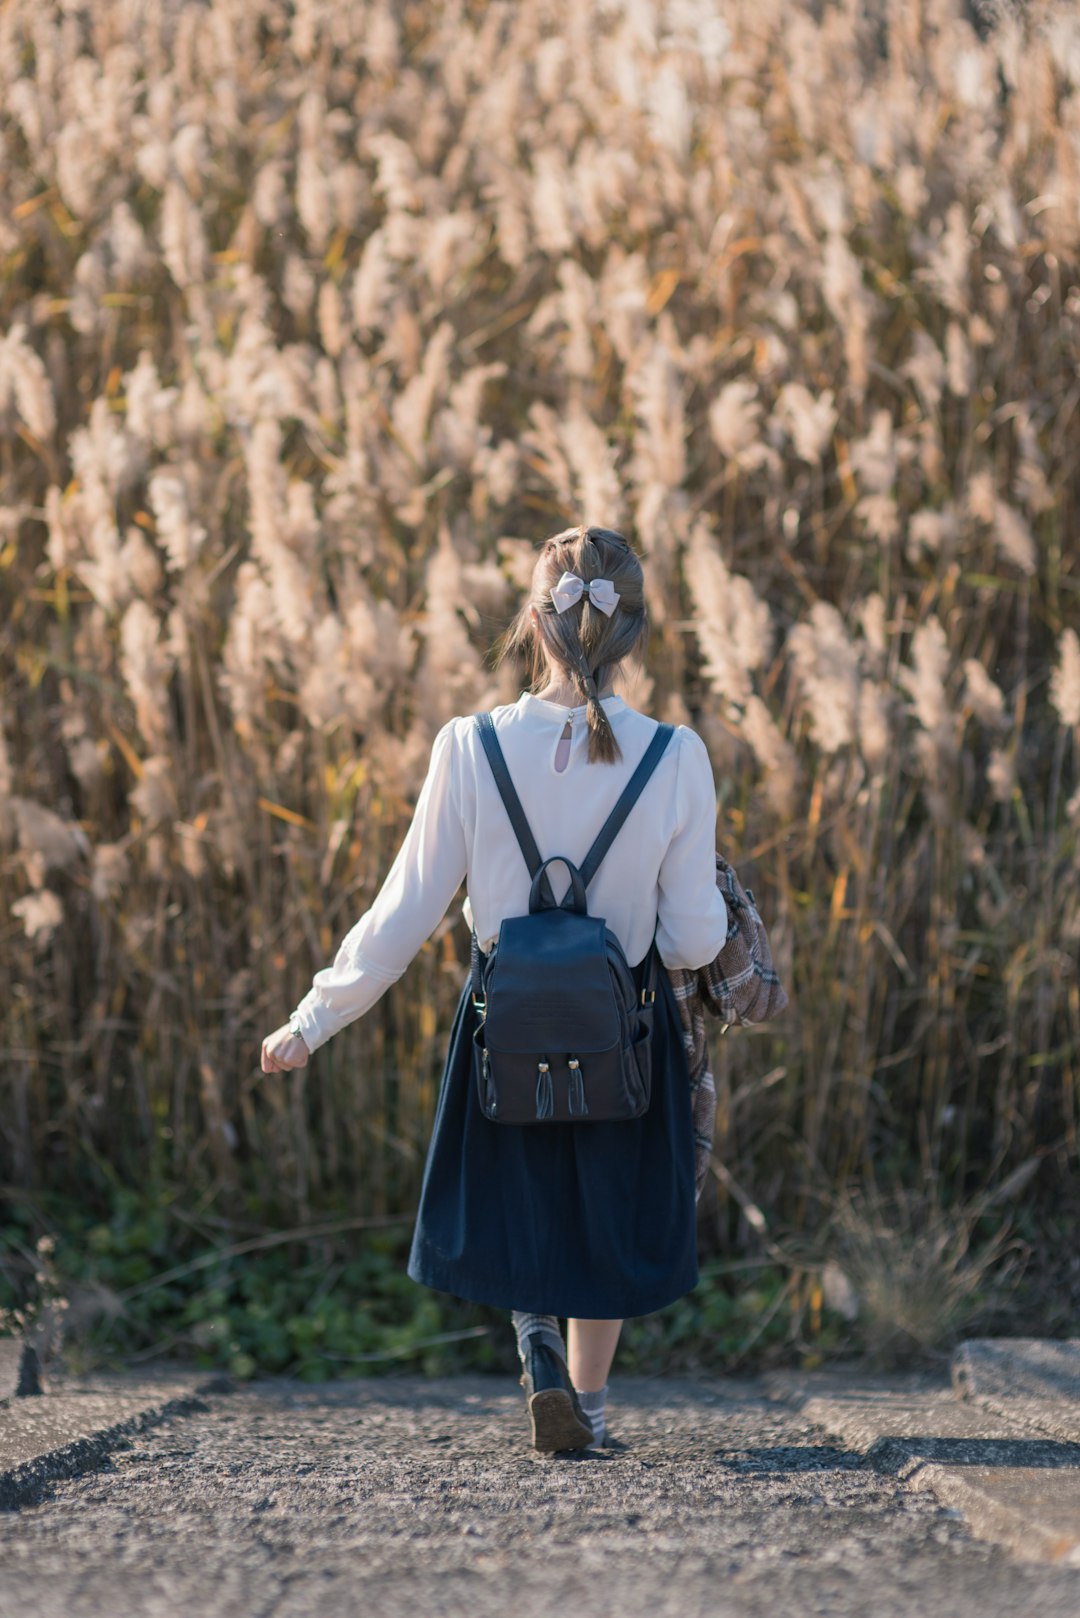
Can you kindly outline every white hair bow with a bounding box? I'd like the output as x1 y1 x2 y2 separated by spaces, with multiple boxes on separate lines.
550 571 621 616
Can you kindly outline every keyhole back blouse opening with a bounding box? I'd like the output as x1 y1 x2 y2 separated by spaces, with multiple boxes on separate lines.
289 692 730 1055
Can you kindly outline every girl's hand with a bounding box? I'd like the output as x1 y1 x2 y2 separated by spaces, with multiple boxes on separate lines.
261 1023 310 1072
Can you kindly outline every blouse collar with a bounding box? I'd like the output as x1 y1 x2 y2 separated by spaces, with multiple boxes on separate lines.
517 692 627 720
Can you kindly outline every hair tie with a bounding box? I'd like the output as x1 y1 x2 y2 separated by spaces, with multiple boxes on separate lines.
550 571 620 617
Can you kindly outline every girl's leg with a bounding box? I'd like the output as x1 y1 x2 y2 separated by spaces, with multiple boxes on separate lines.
566 1317 622 1390
567 1318 622 1445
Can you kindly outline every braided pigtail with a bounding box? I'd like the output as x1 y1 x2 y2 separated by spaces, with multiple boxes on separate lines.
491 522 649 765
565 604 621 764
585 678 621 765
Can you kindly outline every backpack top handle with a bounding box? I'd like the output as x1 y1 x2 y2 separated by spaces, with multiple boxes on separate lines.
528 853 587 914
473 711 675 910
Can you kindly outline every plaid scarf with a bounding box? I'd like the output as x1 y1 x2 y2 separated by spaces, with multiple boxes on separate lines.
665 853 789 1200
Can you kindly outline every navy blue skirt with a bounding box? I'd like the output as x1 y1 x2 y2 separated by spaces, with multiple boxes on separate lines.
407 942 699 1318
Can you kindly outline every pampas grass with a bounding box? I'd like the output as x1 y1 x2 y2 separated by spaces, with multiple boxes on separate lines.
0 0 1076 1247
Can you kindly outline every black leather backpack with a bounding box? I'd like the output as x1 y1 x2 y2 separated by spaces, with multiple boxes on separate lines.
469 710 675 1125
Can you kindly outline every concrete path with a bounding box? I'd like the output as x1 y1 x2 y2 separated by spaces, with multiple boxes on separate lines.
2 1363 1080 1617
766 1350 1080 1570
0 1368 218 1510
953 1338 1080 1442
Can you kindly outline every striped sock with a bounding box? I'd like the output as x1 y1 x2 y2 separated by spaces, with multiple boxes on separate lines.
577 1384 607 1445
511 1311 565 1363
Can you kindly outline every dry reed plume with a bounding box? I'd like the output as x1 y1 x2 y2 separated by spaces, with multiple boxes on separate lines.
0 0 1077 1257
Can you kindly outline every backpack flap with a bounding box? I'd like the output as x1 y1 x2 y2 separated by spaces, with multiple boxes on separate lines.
484 907 621 1054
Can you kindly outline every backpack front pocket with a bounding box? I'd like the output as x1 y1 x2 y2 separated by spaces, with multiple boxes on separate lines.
475 1029 648 1124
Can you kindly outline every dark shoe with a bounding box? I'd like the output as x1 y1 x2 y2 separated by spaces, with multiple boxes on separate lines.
519 1336 594 1453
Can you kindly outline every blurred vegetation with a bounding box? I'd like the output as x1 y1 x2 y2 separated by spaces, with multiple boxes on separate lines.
1 0 1079 1373
3 1181 1053 1380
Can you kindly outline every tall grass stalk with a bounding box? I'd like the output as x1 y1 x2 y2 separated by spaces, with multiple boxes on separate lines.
0 0 1077 1264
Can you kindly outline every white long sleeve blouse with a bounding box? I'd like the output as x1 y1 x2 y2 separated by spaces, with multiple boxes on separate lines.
289 692 729 1053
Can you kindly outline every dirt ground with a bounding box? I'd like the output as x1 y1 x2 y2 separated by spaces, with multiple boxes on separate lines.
2 1374 1079 1618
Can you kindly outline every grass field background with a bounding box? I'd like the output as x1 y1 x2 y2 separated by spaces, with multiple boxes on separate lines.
1 0 1078 1375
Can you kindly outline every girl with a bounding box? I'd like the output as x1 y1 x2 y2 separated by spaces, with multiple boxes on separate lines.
261 525 729 1453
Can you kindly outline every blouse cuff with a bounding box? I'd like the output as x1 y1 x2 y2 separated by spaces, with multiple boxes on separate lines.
289 950 403 1054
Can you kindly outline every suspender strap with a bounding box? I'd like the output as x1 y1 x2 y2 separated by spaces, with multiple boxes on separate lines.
473 711 676 908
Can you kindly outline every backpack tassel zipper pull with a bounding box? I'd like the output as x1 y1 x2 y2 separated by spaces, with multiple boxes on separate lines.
567 1057 588 1118
535 1060 553 1121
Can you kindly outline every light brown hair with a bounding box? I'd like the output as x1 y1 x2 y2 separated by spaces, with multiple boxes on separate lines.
493 525 649 764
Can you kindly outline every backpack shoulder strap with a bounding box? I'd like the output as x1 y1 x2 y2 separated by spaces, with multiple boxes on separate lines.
474 712 558 908
578 722 675 890
474 711 675 909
